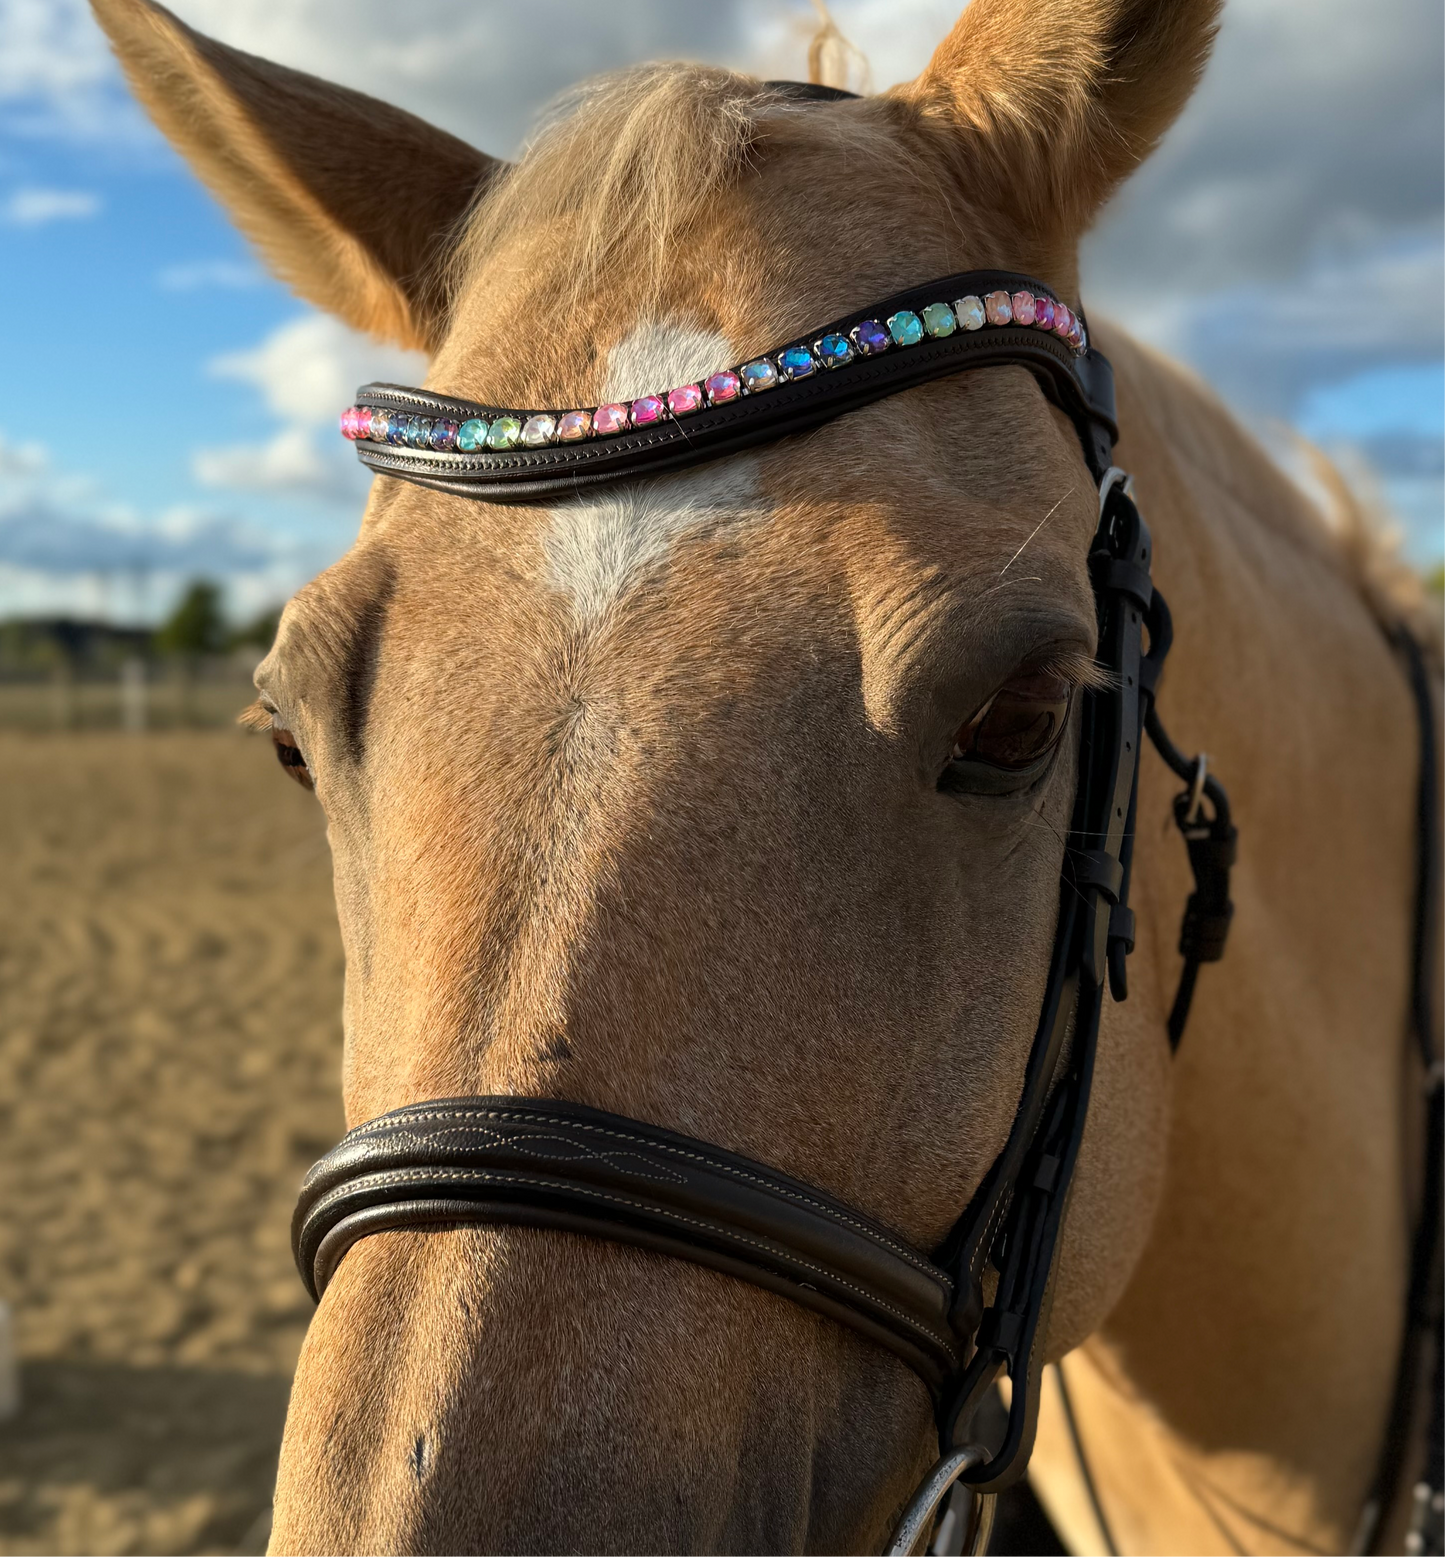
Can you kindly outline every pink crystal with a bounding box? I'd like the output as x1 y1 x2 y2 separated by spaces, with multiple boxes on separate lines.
704 370 741 404
1034 297 1055 331
593 402 630 436
1011 291 1036 327
1053 303 1073 338
1067 318 1085 350
340 407 360 439
557 410 592 442
667 384 704 417
630 395 664 426
985 290 1013 326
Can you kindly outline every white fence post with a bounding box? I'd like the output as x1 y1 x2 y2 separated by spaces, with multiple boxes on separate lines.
0 1301 19 1421
121 656 148 733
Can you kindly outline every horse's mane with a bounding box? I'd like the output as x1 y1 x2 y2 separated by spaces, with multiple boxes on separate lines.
446 61 924 323
448 65 780 316
1303 447 1444 672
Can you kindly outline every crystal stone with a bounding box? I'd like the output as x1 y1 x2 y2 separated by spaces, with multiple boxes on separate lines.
385 412 408 445
1053 303 1074 338
521 414 558 447
740 359 780 393
1011 291 1036 327
850 319 890 355
777 345 816 380
887 310 924 347
1068 317 1086 351
368 409 390 441
1033 297 1055 332
340 408 360 439
954 295 985 331
921 303 956 337
557 410 592 441
405 417 434 449
815 333 854 368
457 418 488 452
704 370 741 404
593 403 630 436
487 416 521 450
984 291 1013 326
667 384 704 415
630 395 664 425
430 419 459 452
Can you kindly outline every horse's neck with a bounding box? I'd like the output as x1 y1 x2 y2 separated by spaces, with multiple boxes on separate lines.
1036 328 1423 1555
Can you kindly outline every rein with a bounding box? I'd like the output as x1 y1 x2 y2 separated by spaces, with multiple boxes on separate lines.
295 266 1250 1550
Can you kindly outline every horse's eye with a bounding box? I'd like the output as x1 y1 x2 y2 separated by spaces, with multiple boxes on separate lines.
951 669 1073 772
271 727 314 790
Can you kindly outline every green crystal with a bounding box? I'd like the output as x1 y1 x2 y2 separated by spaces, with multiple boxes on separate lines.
486 416 521 450
921 302 956 338
457 418 489 452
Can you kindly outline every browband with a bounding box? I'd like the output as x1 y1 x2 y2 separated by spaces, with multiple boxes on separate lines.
340 269 1118 502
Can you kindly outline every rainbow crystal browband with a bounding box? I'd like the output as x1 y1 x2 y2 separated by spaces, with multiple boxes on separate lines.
337 269 1118 503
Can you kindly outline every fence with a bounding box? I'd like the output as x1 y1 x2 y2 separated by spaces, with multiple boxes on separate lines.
0 654 262 732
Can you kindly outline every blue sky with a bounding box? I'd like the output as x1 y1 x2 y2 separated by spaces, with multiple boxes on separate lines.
0 0 1440 625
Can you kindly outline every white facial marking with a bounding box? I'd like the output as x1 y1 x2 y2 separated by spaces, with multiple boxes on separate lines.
543 320 772 625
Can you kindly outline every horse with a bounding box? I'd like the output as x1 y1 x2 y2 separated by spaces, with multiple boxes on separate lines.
94 0 1441 1551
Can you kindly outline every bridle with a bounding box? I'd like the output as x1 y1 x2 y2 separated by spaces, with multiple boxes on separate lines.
293 248 1438 1554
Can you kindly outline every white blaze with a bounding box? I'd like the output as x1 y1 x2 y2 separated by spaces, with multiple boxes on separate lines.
542 320 770 625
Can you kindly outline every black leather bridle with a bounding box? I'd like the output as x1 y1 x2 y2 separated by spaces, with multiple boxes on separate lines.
291 262 1253 1551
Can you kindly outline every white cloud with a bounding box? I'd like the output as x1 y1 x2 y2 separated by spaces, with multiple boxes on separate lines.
195 313 426 504
208 313 426 426
157 259 264 291
193 426 341 498
0 427 314 622
0 433 47 478
1 186 99 226
0 0 145 141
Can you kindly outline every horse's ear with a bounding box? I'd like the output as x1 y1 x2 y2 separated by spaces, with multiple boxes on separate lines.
91 0 506 351
904 0 1220 240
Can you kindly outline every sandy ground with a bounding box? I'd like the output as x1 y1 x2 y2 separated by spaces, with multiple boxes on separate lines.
0 731 345 1555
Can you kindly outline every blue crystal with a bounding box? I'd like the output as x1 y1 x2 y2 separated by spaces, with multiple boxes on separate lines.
457 418 488 452
815 333 855 369
887 310 924 347
385 412 408 445
777 345 816 380
405 416 433 449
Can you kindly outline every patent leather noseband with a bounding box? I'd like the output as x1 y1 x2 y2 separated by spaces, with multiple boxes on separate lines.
294 269 1251 1543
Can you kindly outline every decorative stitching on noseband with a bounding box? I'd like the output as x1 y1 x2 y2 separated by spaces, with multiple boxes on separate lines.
305 1163 960 1361
325 1104 942 1281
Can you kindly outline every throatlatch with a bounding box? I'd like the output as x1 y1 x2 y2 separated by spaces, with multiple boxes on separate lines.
298 267 1239 1553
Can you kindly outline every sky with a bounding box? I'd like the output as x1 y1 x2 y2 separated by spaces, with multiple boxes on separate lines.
0 0 1440 626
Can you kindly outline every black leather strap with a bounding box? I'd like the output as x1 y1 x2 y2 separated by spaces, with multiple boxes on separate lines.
1137 588 1238 1052
1360 627 1443 1555
351 269 1118 502
293 1097 962 1392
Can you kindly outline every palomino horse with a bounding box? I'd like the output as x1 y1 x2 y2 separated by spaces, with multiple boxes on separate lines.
96 0 1441 1551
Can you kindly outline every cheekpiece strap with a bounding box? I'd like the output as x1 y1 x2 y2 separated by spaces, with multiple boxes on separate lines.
338 269 1118 503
